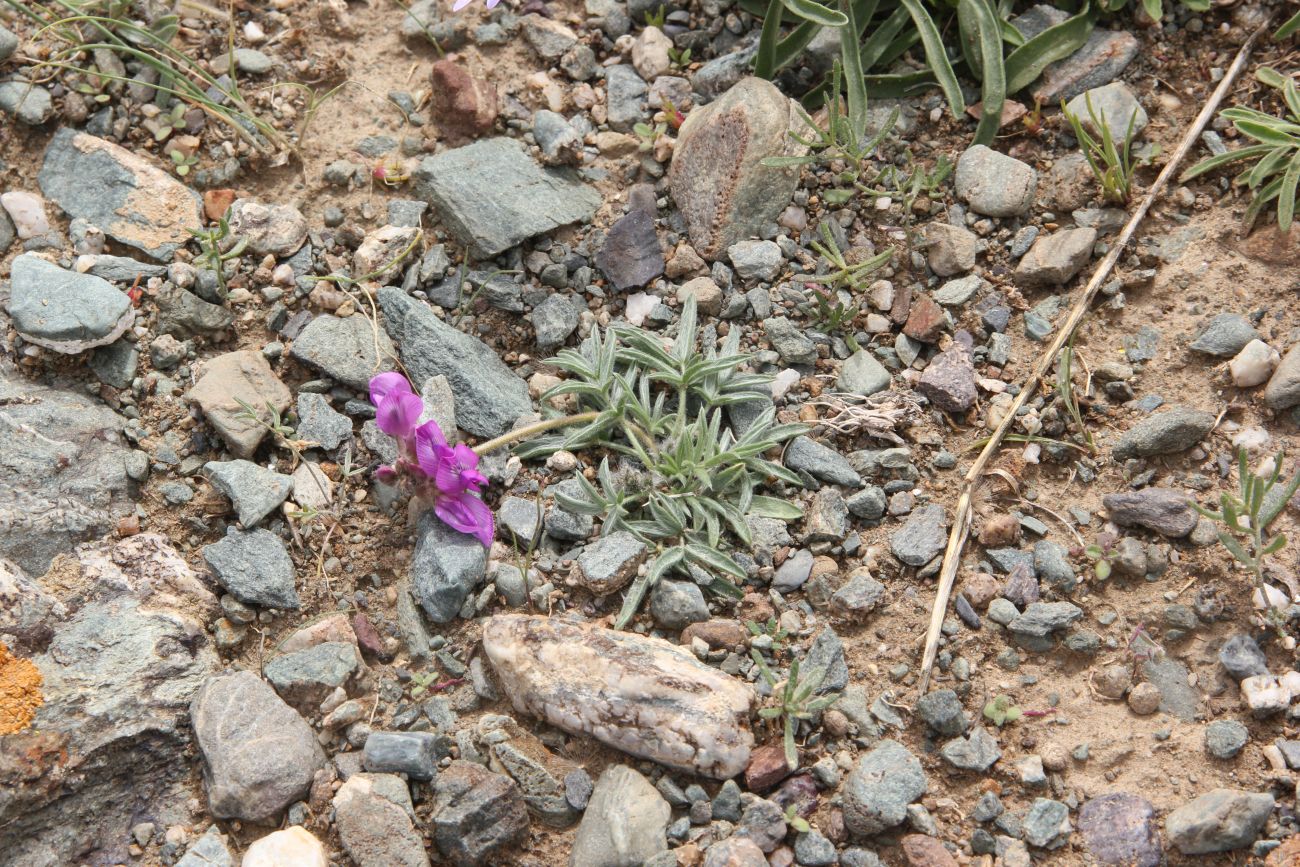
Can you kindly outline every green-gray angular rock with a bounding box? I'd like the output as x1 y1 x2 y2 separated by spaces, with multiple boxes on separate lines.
264 641 362 712
1112 406 1215 460
1165 789 1273 855
378 287 531 437
289 313 397 391
838 349 892 396
204 460 292 527
202 527 300 609
785 436 862 487
412 137 600 258
9 254 134 353
0 80 54 125
411 511 488 623
842 739 928 836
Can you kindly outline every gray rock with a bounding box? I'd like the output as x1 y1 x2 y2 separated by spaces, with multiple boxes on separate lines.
0 79 54 124
805 487 848 543
668 77 807 260
1033 540 1076 593
378 287 532 437
1165 789 1273 854
1124 325 1160 363
932 275 986 307
0 536 220 867
785 436 862 487
1008 602 1083 651
575 529 648 594
176 827 234 867
0 25 18 62
80 253 167 282
956 145 1037 217
1206 720 1250 759
690 42 757 100
531 294 581 349
838 349 892 396
570 766 670 867
729 239 784 282
1078 793 1160 867
498 496 542 547
1190 313 1260 357
1066 82 1148 138
606 63 648 132
191 670 325 823
1219 634 1268 681
987 598 1019 626
1141 656 1199 722
289 313 397 391
296 393 352 450
9 254 134 353
940 727 1002 772
264 641 362 712
915 689 968 737
794 831 837 867
842 740 928 835
532 109 580 160
412 137 600 258
649 579 710 630
363 731 440 781
832 570 886 620
0 369 138 576
431 761 529 866
155 284 234 336
1104 489 1196 537
846 486 887 520
411 511 488 623
1112 406 1215 459
1016 228 1096 287
333 774 429 867
204 460 292 527
925 223 977 276
773 548 814 593
1023 798 1072 849
227 199 308 257
38 128 202 260
918 343 977 413
202 527 299 609
762 316 817 364
890 504 947 566
804 627 848 693
1265 343 1300 410
596 207 663 290
1014 5 1139 103
89 340 139 390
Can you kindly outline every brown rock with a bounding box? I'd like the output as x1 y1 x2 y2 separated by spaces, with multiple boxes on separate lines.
1127 682 1161 715
666 243 707 279
744 741 792 791
903 295 948 343
979 514 1021 547
351 612 391 662
204 188 237 221
962 572 1000 609
681 619 748 650
430 60 498 144
740 592 775 624
703 837 768 867
902 834 959 867
188 350 291 458
890 281 913 325
482 615 755 778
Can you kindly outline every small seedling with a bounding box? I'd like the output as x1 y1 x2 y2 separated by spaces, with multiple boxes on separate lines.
746 617 791 654
1082 531 1118 580
805 221 894 298
783 803 811 834
751 652 840 770
644 4 666 27
1062 92 1140 205
1127 622 1165 664
189 215 247 298
1055 337 1096 453
632 120 667 152
983 694 1022 727
168 148 198 177
667 46 691 68
1192 449 1300 624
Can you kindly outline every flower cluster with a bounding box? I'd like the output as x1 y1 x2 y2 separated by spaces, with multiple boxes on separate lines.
369 372 494 547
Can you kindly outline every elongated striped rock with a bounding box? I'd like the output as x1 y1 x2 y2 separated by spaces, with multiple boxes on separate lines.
482 614 754 779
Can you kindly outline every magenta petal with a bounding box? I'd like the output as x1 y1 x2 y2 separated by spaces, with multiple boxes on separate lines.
369 371 412 408
376 391 424 439
375 465 398 484
415 421 451 478
435 493 495 547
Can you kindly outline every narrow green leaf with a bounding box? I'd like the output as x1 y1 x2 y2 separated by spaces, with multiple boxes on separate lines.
1181 144 1273 181
838 0 868 146
1262 533 1287 556
1004 5 1093 94
754 0 784 79
964 0 1005 146
749 495 803 520
779 0 847 27
1217 530 1253 566
897 0 963 118
685 544 747 579
1275 9 1300 40
1280 148 1300 232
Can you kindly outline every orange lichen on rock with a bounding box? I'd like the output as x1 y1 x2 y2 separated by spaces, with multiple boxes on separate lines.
0 641 43 736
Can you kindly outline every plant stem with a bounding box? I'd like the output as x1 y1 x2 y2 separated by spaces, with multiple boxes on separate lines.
472 412 601 456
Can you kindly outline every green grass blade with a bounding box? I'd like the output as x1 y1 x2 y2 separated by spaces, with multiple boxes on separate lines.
771 20 822 72
1004 5 1094 94
860 5 912 69
838 0 868 145
779 0 848 27
964 0 1005 146
755 0 785 78
1180 144 1272 181
897 0 964 118
1275 8 1300 40
1277 148 1300 232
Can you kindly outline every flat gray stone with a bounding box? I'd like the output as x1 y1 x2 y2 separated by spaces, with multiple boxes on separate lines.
204 460 292 527
1104 488 1196 538
412 137 600 258
1165 789 1273 855
9 254 134 353
956 145 1037 217
574 529 647 594
940 727 1002 772
838 349 892 396
1112 406 1215 460
1016 228 1096 287
570 766 670 867
842 740 927 836
289 313 397 391
176 827 234 867
411 511 488 623
333 774 429 867
785 436 862 487
0 80 54 125
1265 343 1300 411
890 504 946 566
264 641 362 712
378 287 531 438
296 393 353 450
203 527 299 610
1190 313 1260 357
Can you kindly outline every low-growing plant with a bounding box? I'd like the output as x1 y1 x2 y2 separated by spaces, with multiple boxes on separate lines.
1192 449 1300 623
751 652 840 769
189 215 248 298
1055 337 1096 453
168 148 199 177
1182 68 1300 233
515 296 807 627
783 803 812 834
1081 531 1118 580
1062 92 1141 205
746 617 792 654
983 694 1022 727
633 120 668 153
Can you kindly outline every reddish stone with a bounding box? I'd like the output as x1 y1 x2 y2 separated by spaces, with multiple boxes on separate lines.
681 619 748 650
902 834 959 867
743 741 791 791
890 280 913 325
903 294 948 343
771 773 818 818
203 189 236 221
702 837 766 867
739 592 775 624
351 612 391 662
430 59 498 143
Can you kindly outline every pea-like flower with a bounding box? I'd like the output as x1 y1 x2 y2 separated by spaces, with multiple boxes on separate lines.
370 372 495 547
452 0 502 10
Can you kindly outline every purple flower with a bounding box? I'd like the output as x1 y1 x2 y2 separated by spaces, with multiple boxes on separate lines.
453 0 501 10
369 373 495 548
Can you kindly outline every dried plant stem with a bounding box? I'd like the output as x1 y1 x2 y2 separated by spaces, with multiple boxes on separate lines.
472 412 601 456
916 20 1271 694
